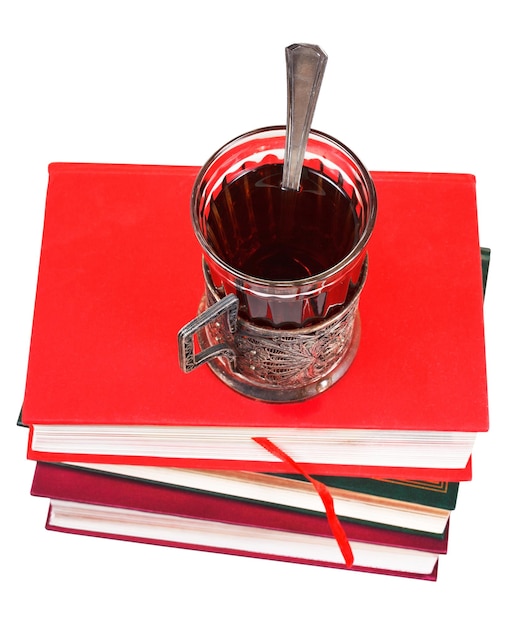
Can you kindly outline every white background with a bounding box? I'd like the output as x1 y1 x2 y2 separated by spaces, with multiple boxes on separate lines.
1 1 517 624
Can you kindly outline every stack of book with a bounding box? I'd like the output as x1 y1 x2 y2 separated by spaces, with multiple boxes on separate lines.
20 163 489 581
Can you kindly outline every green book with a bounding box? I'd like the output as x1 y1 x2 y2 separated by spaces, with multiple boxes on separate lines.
269 474 459 510
481 247 491 295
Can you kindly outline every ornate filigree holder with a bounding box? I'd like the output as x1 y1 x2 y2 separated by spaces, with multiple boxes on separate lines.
177 126 377 403
190 258 367 402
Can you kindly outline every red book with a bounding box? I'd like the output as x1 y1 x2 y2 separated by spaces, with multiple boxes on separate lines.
62 461 454 535
22 163 488 478
31 462 446 580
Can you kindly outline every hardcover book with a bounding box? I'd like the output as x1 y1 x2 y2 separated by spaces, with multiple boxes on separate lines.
31 462 446 580
22 163 488 478
65 462 455 535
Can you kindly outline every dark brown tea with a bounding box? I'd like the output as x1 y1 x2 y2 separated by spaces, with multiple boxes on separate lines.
206 162 360 282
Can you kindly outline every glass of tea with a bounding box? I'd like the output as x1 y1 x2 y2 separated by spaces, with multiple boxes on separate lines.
178 126 377 402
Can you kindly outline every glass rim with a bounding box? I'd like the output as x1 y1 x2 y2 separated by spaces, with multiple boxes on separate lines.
191 125 377 288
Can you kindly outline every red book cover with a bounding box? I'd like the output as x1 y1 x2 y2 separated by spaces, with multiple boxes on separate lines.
31 462 445 580
22 163 488 477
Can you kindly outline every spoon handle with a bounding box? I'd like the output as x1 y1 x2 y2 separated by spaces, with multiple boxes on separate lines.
282 43 328 191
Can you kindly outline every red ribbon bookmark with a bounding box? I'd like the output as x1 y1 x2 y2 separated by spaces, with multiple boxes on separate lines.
252 437 354 568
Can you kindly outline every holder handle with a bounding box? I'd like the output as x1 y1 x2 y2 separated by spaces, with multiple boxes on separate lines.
178 294 239 373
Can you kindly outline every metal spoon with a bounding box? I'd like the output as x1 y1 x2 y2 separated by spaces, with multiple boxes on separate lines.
282 43 328 191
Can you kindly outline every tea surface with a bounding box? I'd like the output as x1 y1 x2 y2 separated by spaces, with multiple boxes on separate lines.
207 163 360 281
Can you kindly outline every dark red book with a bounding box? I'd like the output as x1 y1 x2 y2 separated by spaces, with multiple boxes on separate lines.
64 461 454 536
31 462 447 580
22 163 488 478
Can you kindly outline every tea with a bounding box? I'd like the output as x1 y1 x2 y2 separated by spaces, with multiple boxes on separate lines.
206 162 360 281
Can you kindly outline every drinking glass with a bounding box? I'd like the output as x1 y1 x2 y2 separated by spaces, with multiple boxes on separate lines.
178 126 377 402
